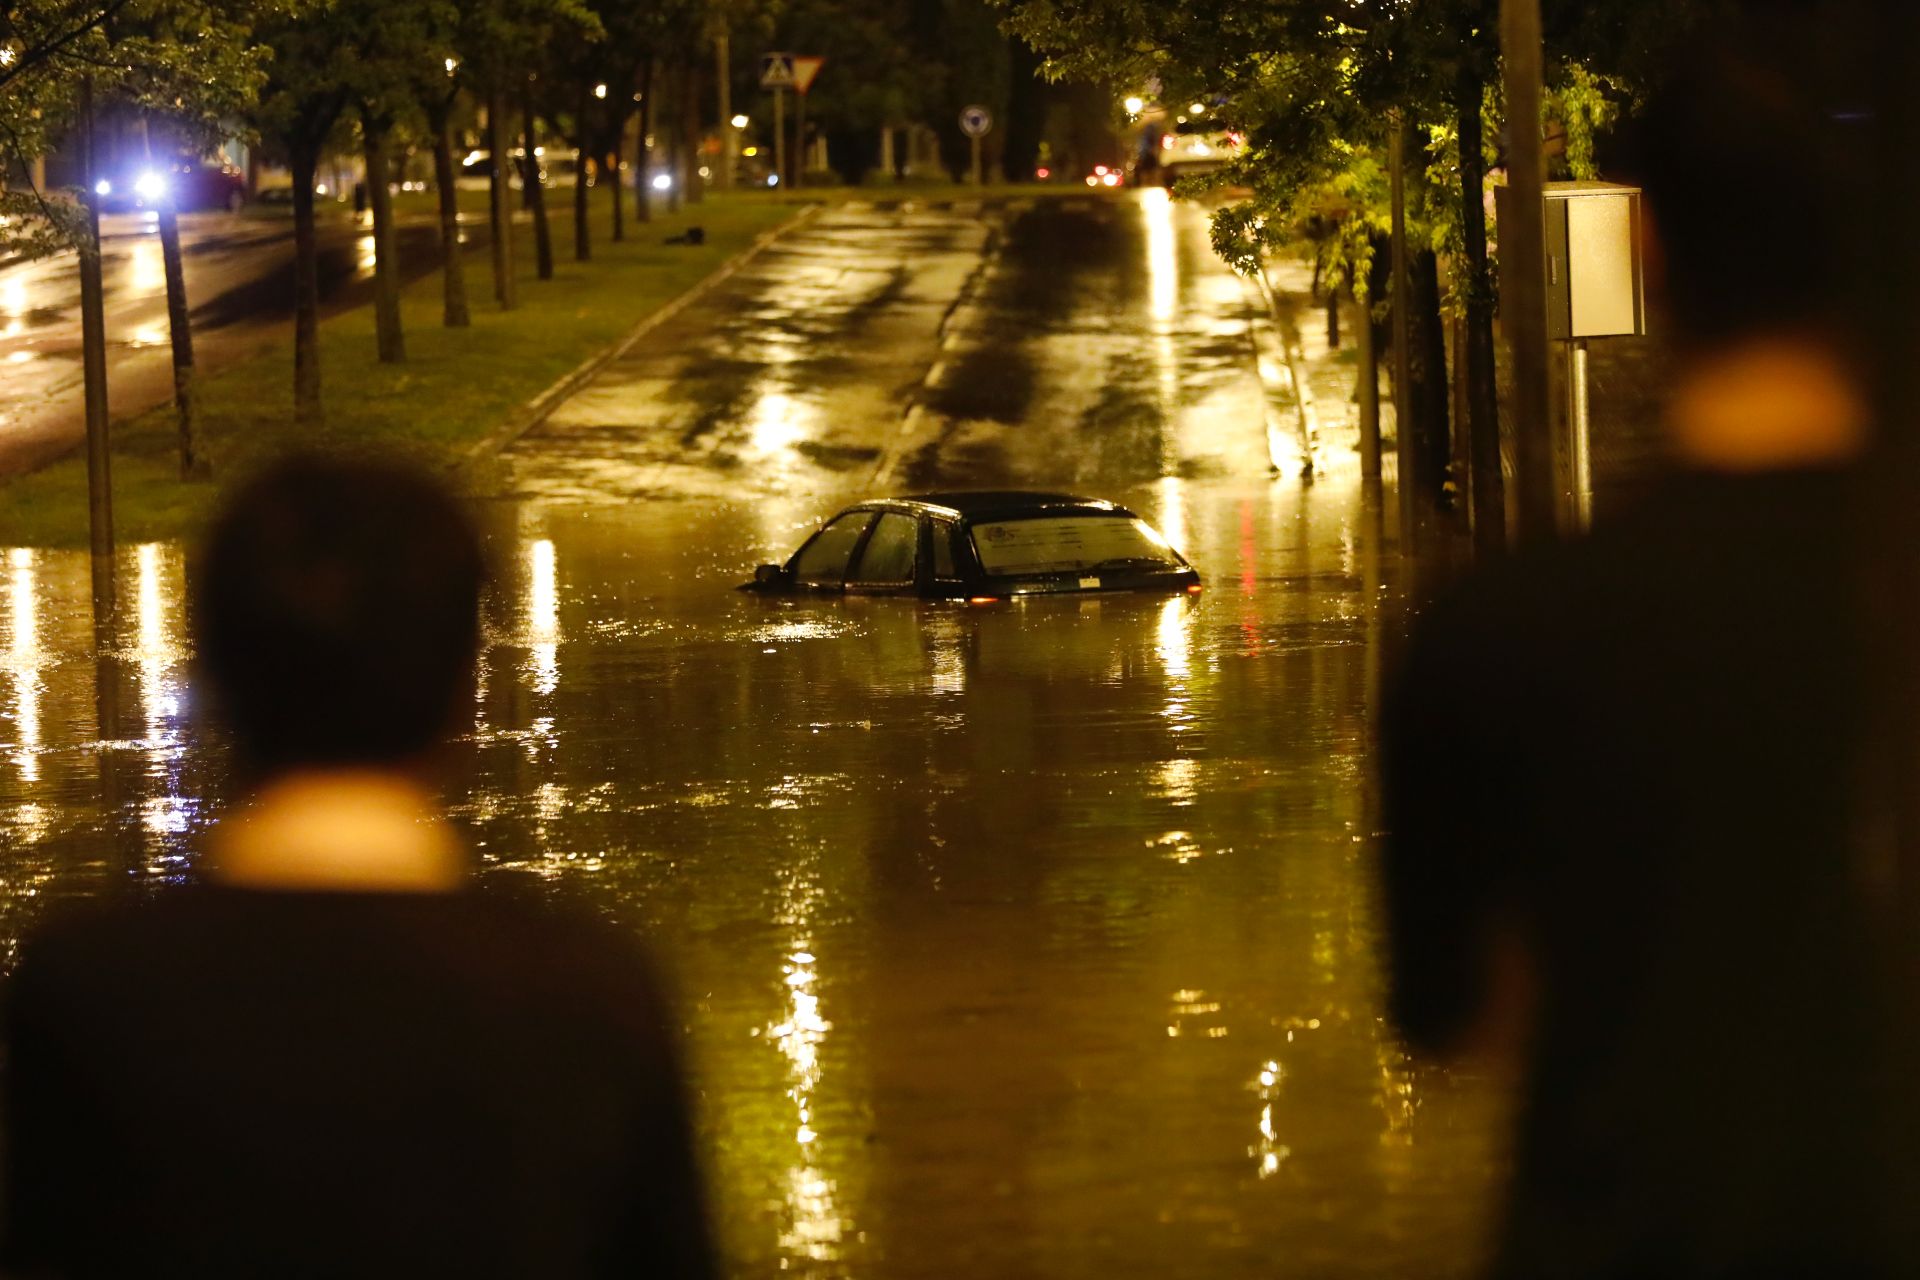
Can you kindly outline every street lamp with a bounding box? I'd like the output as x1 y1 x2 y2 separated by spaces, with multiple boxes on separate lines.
1123 95 1145 115
593 83 607 100
443 57 457 76
1189 102 1206 115
731 113 749 130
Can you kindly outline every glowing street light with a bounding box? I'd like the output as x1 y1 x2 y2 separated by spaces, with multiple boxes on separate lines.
731 113 749 130
1123 95 1145 115
593 83 608 100
1189 102 1206 115
443 57 458 75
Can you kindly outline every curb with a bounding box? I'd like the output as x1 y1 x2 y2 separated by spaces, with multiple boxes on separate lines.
460 202 825 468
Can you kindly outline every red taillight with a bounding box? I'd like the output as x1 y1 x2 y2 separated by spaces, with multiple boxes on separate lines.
968 596 999 605
1186 583 1204 594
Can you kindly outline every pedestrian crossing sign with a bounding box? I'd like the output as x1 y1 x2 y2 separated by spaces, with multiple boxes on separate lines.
760 53 795 89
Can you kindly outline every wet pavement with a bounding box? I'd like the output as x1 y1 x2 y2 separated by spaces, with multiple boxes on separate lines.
0 193 1507 1277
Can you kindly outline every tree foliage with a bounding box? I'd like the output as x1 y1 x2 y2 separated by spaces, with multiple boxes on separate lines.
0 0 269 256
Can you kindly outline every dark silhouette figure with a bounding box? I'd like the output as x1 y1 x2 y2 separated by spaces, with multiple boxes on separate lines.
1 457 715 1278
1381 15 1920 1279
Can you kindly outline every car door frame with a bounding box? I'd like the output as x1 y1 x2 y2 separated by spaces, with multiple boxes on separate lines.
842 508 924 598
787 508 881 594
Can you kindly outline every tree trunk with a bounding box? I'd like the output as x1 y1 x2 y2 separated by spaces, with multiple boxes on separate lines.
78 76 114 623
1355 281 1381 481
664 64 683 213
290 143 324 425
1408 248 1453 517
573 156 593 261
574 81 593 260
1388 119 1417 543
1326 290 1340 347
430 104 471 328
683 61 705 204
1458 65 1505 556
608 131 626 241
523 80 554 280
362 120 405 363
156 202 199 477
635 59 654 222
142 114 200 477
487 83 517 309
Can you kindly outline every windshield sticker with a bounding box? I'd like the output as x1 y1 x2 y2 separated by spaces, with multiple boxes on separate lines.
972 517 1182 577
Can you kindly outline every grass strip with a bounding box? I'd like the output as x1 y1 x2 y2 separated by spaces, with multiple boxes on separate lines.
0 194 799 548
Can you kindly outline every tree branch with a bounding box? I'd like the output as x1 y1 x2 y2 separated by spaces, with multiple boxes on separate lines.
0 0 139 93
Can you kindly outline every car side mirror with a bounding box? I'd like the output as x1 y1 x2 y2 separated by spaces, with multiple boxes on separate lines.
755 564 790 586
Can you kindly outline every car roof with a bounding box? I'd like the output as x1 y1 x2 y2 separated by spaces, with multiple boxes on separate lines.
874 491 1134 520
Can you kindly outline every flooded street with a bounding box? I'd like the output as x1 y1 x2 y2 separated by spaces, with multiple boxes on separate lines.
0 193 1507 1276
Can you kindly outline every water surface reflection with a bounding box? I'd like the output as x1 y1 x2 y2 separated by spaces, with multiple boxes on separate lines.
0 476 1503 1277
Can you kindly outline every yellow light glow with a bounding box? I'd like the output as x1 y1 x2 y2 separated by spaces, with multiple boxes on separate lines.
1157 475 1187 560
128 238 166 295
747 389 809 455
1123 95 1145 114
7 548 39 781
770 941 845 1260
1144 185 1177 321
526 539 559 696
1157 594 1192 684
742 146 759 158
134 543 184 737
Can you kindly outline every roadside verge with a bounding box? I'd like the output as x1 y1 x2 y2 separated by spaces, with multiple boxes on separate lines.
464 203 820 469
0 195 809 548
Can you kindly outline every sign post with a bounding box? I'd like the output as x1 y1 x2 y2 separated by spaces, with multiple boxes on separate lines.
959 104 992 186
716 32 733 190
760 53 794 187
791 57 824 188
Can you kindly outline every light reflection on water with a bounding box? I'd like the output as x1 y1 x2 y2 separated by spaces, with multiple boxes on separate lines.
6 549 42 782
0 478 1505 1278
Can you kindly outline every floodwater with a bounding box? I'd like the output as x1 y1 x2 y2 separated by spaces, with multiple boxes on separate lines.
0 193 1508 1277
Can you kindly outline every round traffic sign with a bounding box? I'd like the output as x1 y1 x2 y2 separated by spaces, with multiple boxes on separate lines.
959 105 993 138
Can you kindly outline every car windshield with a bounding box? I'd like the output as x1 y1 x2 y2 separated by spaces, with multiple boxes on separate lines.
970 515 1184 577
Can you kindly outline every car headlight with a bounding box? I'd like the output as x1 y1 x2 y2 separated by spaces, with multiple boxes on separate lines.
133 171 167 200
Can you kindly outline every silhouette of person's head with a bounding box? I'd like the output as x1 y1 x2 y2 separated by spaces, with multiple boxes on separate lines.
191 455 486 781
1621 7 1873 354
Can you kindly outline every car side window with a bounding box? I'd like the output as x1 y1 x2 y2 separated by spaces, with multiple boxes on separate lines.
931 519 959 580
791 512 874 584
849 513 918 585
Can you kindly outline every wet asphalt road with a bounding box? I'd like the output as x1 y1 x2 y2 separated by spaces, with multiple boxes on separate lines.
0 193 1507 1277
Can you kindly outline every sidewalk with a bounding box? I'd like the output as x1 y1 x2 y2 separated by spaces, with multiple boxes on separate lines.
1256 254 1677 514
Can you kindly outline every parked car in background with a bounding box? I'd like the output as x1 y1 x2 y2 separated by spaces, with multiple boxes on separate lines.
1154 117 1241 186
95 158 247 213
744 492 1202 601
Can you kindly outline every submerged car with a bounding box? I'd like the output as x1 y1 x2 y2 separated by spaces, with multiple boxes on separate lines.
745 492 1201 600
